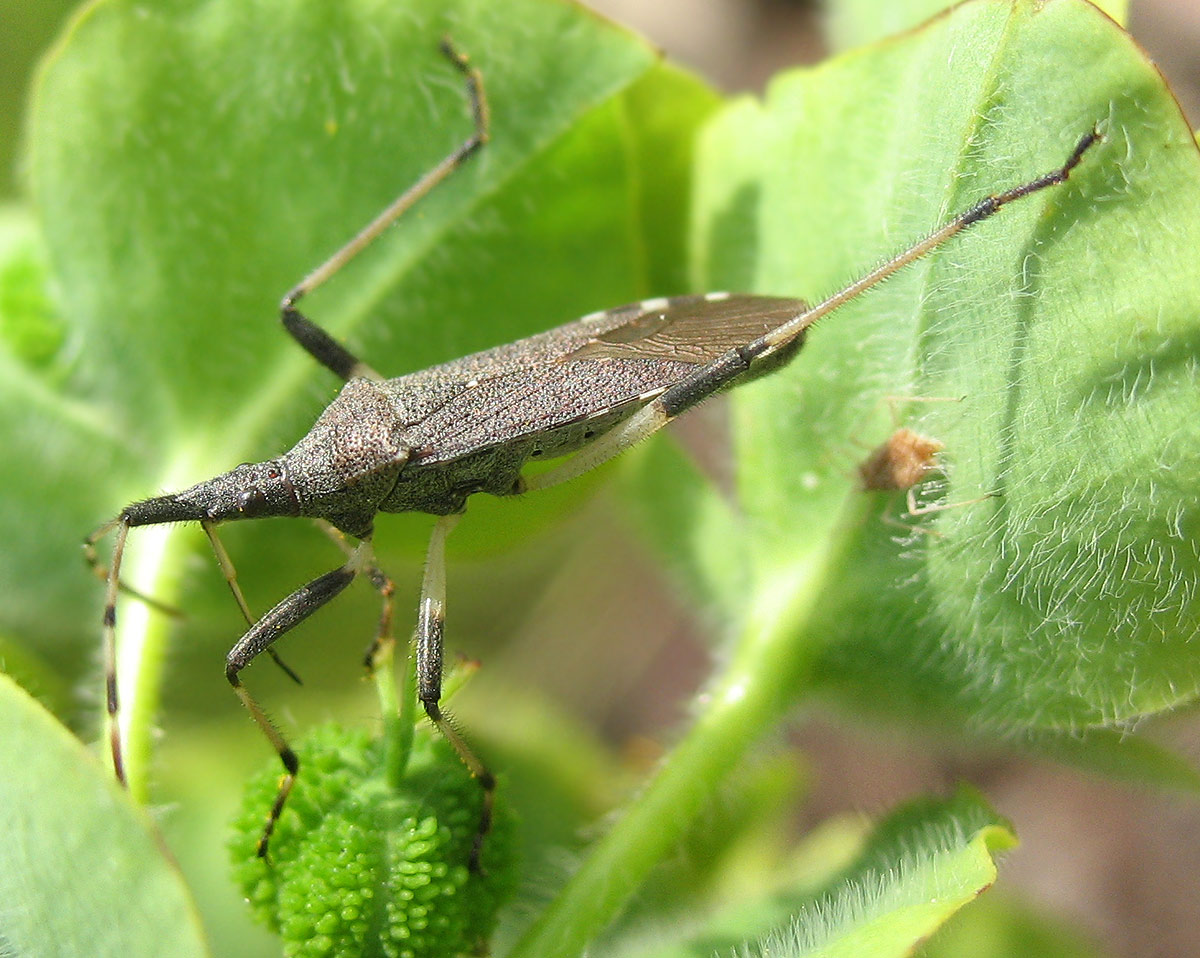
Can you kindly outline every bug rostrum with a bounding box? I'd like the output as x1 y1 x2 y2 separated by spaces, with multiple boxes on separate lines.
85 38 1099 867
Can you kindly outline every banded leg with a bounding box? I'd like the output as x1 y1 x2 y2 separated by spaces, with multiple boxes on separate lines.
415 513 495 872
87 516 130 783
362 564 398 670
522 128 1100 495
227 539 373 857
280 38 491 381
84 513 193 784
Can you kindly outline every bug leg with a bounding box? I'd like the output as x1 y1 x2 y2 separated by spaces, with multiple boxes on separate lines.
522 128 1100 494
361 564 397 672
414 513 494 872
904 490 997 518
311 519 398 669
202 520 303 684
89 516 131 783
279 309 382 382
227 539 371 858
83 524 182 619
279 37 490 382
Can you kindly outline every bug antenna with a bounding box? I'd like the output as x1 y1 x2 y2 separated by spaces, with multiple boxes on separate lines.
765 125 1102 345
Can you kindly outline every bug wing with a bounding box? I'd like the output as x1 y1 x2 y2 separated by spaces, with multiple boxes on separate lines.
407 294 807 463
406 357 683 462
568 293 807 363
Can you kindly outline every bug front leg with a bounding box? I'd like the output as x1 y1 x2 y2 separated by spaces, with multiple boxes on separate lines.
414 513 495 872
312 518 398 669
279 38 490 382
83 523 181 619
227 540 371 857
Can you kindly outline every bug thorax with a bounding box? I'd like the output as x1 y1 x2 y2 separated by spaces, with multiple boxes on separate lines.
281 377 410 537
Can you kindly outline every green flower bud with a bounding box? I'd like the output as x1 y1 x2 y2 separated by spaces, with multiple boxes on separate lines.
230 723 518 958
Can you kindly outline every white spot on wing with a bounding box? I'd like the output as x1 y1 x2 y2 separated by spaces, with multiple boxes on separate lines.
704 291 732 301
639 296 670 311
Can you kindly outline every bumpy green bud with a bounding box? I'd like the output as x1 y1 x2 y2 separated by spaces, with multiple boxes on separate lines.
230 724 518 958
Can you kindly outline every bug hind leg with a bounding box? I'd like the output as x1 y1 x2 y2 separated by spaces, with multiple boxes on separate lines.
414 513 495 873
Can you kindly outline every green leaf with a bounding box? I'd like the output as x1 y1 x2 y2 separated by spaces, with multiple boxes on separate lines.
512 4 1200 953
553 3 1200 948
917 893 1104 958
1017 726 1200 792
601 788 1014 958
0 670 208 957
0 206 64 368
683 0 1200 732
826 0 1128 51
757 788 1014 958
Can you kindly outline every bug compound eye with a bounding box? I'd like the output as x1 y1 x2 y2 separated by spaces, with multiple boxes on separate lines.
236 488 270 516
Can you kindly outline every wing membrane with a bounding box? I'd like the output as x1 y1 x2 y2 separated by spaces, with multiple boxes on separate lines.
568 294 807 364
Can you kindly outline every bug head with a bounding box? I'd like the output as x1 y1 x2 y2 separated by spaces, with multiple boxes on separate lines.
119 460 300 528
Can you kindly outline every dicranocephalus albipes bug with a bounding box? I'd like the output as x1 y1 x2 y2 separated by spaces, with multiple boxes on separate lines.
85 37 1100 869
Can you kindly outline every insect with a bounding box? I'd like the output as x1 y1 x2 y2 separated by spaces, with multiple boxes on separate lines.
860 426 946 507
858 398 998 525
85 38 1099 867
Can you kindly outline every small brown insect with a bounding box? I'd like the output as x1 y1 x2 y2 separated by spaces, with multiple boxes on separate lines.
859 426 946 515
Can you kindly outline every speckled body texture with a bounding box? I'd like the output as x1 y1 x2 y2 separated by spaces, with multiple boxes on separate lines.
280 293 807 537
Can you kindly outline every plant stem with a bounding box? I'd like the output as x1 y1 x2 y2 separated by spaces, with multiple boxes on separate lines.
373 638 414 791
114 522 187 803
505 554 831 958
